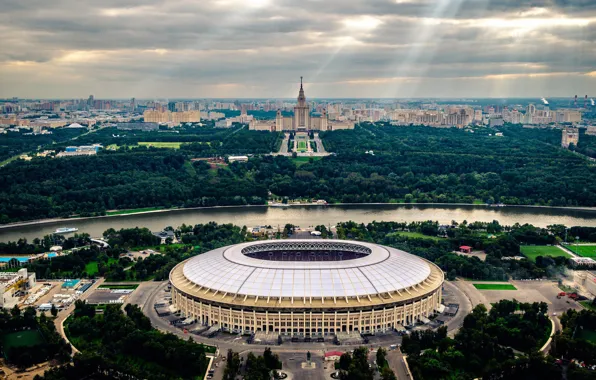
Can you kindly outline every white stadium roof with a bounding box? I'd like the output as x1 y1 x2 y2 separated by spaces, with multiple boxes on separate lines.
182 240 432 299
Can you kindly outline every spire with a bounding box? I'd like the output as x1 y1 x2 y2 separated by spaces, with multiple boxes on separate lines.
297 76 306 105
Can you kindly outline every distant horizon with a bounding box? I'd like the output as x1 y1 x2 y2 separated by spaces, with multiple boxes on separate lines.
2 96 593 102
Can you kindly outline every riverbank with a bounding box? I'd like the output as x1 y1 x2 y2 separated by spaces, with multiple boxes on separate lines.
2 202 596 230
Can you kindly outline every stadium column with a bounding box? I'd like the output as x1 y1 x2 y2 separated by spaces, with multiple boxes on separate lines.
309 311 312 335
382 308 386 332
334 311 337 333
229 308 233 330
322 311 325 334
199 301 203 325
347 310 350 332
266 311 269 332
359 310 363 331
291 311 294 335
393 305 397 329
371 309 375 332
303 311 306 336
279 311 281 334
219 306 222 327
253 310 257 332
242 310 245 333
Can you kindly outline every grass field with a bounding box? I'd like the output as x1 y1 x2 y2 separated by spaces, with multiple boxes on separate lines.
106 206 165 216
566 244 596 258
577 328 596 343
138 142 182 149
297 141 307 151
520 245 571 262
85 258 118 276
473 283 517 290
291 156 322 167
2 330 45 354
98 284 139 290
580 301 596 311
387 231 441 241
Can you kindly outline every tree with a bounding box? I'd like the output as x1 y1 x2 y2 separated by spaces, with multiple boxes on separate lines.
51 304 58 317
380 367 397 380
376 347 387 368
339 352 352 370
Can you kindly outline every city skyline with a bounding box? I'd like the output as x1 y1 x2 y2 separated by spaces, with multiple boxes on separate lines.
1 0 595 98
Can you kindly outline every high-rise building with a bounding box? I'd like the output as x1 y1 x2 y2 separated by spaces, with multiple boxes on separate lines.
561 128 579 148
168 102 176 112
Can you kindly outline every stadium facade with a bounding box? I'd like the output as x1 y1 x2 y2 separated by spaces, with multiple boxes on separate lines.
169 240 444 336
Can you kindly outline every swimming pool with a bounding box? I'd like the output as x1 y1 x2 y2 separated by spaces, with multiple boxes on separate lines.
0 257 30 263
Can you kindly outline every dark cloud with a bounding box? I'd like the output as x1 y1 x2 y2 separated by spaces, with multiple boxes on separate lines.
0 0 594 97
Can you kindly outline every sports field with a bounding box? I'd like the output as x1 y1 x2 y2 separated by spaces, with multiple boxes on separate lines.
577 328 596 343
138 142 182 149
566 244 596 258
520 245 571 262
2 330 44 353
473 283 517 290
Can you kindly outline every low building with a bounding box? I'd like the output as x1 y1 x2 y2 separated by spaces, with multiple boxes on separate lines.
153 230 176 244
0 268 37 308
459 246 472 254
324 351 344 361
228 155 248 163
574 271 596 296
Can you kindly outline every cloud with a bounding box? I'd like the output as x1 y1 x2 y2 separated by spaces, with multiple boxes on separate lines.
0 0 595 98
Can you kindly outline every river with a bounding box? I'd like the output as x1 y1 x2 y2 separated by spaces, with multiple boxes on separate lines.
1 204 595 242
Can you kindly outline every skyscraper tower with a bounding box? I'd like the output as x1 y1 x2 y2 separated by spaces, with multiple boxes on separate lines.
293 77 310 131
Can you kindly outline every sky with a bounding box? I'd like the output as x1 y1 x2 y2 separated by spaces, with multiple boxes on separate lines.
0 0 595 99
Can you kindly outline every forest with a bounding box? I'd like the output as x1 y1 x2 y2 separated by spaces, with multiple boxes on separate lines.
38 302 209 380
404 301 560 380
2 123 596 223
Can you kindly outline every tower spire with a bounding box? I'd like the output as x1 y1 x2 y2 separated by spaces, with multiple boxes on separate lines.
300 76 303 89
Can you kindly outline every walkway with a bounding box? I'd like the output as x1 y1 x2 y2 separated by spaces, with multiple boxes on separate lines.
313 133 327 154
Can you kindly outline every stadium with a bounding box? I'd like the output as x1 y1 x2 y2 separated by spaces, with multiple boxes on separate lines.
169 240 444 336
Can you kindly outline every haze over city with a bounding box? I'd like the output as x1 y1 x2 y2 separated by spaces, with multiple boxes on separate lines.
1 0 595 98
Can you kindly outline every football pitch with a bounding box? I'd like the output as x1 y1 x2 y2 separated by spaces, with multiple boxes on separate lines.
2 330 44 354
566 245 596 258
520 245 571 262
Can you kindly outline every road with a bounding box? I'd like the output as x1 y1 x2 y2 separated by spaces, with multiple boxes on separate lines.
54 278 105 354
313 133 327 154
442 281 474 336
386 348 411 379
278 133 290 154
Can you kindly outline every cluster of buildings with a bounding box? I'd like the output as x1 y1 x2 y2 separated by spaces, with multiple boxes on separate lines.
142 110 201 124
56 144 102 157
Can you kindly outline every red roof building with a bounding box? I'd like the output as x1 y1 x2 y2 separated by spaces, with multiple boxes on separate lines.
324 351 344 361
459 246 472 254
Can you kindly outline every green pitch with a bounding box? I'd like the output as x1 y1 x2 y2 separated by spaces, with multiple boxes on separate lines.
2 330 44 354
473 283 517 290
520 245 571 262
138 142 182 149
566 245 596 258
297 141 307 150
